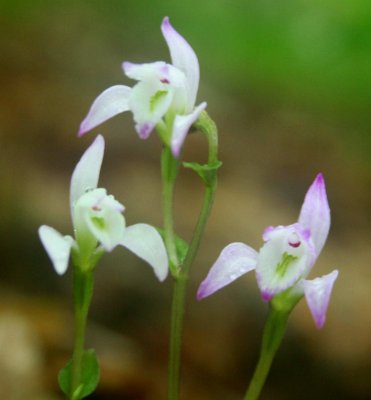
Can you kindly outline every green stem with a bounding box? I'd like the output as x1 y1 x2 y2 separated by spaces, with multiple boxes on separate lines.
71 268 94 399
166 111 219 400
243 307 290 400
161 146 180 274
167 274 187 398
167 181 217 399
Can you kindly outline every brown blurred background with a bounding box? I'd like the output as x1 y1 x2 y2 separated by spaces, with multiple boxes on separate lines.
0 1 370 399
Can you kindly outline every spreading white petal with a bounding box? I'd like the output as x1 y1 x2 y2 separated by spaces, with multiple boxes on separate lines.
79 85 131 136
70 135 105 215
120 223 168 281
161 17 200 110
197 243 258 300
171 102 207 157
303 270 338 329
38 225 73 275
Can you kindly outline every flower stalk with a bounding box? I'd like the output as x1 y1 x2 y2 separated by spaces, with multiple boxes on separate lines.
244 290 302 400
165 110 220 400
243 306 290 400
161 146 181 275
71 269 94 398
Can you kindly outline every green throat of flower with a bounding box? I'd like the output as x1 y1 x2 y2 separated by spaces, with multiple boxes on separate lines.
276 252 298 277
91 216 106 230
150 90 168 112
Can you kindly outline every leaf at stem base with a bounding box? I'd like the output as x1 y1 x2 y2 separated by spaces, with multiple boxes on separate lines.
58 349 100 399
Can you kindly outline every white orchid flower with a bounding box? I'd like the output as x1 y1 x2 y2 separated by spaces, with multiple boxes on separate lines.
197 174 339 329
39 135 168 281
78 17 206 157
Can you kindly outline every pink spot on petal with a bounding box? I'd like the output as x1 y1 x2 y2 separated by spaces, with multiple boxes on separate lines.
261 291 273 302
288 232 301 248
136 123 153 139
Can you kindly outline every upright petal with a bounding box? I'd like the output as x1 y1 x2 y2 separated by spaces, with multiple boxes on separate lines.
70 135 105 213
303 270 339 329
78 85 131 136
161 17 200 109
298 173 330 259
120 223 169 281
197 243 258 300
171 102 207 157
38 225 74 275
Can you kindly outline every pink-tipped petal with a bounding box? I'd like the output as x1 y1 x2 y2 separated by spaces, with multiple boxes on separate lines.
120 224 169 282
197 243 258 300
298 173 330 259
303 270 339 329
161 17 200 109
171 102 206 157
79 85 131 136
70 135 105 213
38 225 73 275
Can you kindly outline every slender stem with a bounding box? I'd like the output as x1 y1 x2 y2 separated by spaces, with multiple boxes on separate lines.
166 111 219 400
167 274 187 398
244 307 290 400
161 146 180 274
71 268 94 398
167 181 217 399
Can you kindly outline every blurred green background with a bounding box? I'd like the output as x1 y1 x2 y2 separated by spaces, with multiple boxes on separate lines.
0 0 370 399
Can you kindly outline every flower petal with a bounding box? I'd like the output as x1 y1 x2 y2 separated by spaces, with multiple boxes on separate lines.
70 135 105 213
38 225 73 275
303 270 339 329
161 17 200 110
298 173 330 259
197 243 258 300
120 223 169 281
78 85 131 136
171 102 207 157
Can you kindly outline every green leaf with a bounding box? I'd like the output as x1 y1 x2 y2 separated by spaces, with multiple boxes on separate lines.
58 349 100 399
183 160 222 186
174 234 189 265
156 228 189 265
